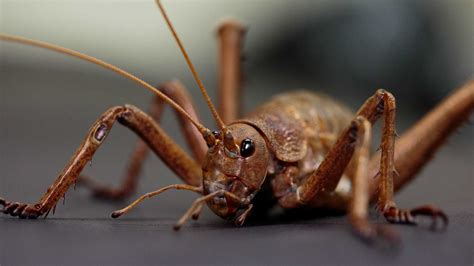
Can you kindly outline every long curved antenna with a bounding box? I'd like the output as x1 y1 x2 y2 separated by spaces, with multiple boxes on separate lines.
155 0 226 131
0 33 209 134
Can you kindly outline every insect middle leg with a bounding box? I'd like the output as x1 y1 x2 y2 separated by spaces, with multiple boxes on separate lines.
1 104 202 219
79 80 207 200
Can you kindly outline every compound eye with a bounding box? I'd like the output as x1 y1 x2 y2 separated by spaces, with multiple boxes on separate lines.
240 138 255 158
212 130 222 140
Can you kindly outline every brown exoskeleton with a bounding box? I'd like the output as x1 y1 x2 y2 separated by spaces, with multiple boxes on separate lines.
1 0 473 243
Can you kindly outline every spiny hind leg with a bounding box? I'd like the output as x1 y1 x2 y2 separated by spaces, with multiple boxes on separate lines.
79 80 207 201
1 104 202 219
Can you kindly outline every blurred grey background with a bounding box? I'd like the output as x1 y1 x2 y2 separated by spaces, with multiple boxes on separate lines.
0 0 473 265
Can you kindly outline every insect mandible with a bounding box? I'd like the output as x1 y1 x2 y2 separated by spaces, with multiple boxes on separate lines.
1 0 473 243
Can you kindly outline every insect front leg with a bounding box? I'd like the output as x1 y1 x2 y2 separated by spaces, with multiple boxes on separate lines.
276 117 363 210
79 80 207 200
367 81 473 227
1 104 202 219
280 88 454 241
346 88 449 231
356 89 449 228
293 116 397 241
349 117 397 242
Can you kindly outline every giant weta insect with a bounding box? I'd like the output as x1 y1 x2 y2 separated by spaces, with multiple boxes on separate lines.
1 0 473 243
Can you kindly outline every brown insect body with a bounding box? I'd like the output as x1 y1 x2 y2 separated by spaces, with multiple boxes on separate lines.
203 91 354 220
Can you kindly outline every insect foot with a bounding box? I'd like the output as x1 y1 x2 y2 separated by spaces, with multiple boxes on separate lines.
358 225 401 248
383 205 448 231
0 197 42 219
77 174 134 202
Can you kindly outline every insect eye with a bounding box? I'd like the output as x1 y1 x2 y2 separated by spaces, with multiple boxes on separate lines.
212 130 222 140
240 138 255 158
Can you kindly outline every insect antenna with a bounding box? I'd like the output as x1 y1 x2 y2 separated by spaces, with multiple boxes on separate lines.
0 33 210 135
155 0 226 132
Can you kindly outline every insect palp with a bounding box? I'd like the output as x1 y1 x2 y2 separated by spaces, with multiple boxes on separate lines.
235 204 253 226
